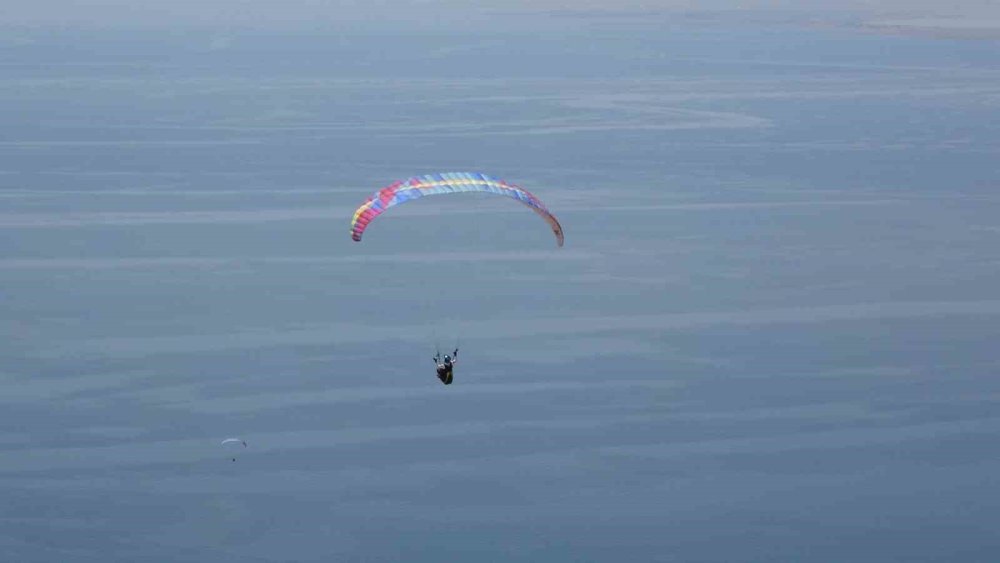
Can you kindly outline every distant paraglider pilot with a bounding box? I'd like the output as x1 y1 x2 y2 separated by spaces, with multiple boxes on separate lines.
434 348 459 385
221 438 247 462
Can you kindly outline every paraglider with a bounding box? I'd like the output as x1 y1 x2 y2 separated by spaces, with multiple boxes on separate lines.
221 438 247 462
433 348 459 385
350 172 564 246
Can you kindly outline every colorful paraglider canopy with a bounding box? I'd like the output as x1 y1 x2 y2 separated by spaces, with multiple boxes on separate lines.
349 172 564 247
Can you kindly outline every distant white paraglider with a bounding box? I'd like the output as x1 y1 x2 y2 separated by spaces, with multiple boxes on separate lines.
221 438 247 461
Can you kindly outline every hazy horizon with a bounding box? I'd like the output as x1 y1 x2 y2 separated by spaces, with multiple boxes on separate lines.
3 1 1000 35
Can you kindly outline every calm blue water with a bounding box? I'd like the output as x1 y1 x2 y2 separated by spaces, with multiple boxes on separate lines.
2 19 999 561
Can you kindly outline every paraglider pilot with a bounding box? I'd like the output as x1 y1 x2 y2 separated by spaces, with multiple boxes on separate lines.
434 348 459 385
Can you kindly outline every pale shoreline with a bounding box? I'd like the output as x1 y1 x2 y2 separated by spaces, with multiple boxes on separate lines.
859 15 1000 40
